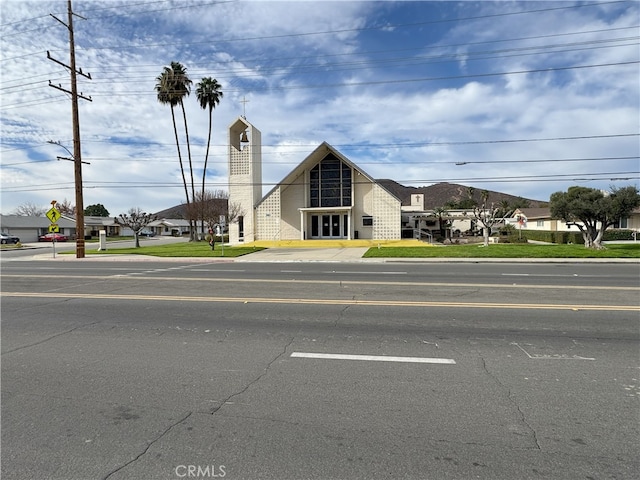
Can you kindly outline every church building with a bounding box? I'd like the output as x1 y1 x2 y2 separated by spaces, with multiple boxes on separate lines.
227 116 401 244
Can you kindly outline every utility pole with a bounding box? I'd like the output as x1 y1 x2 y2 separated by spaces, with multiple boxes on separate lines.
48 0 91 258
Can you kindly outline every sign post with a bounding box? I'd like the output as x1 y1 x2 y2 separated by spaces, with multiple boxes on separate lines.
46 200 61 258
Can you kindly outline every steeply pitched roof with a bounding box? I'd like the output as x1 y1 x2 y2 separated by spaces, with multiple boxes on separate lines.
257 142 401 207
512 208 552 219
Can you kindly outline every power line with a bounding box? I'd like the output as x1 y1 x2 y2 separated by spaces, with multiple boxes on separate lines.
2 133 637 155
3 52 637 110
70 1 633 52
3 171 638 194
0 0 627 48
79 36 639 84
64 60 638 99
3 155 638 169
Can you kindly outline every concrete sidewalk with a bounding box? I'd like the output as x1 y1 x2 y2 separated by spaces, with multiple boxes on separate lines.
7 238 639 263
234 247 370 262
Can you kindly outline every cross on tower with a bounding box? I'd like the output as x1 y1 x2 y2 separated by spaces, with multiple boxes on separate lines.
240 96 249 118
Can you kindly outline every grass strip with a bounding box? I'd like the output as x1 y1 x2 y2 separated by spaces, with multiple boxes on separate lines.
363 243 640 258
85 242 263 258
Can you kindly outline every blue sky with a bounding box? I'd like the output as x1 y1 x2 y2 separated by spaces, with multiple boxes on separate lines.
1 0 638 216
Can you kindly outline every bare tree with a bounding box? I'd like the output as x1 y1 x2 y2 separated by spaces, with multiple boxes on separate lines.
472 191 510 247
198 190 226 232
184 190 245 244
117 208 157 248
226 200 244 226
55 199 76 216
12 202 47 216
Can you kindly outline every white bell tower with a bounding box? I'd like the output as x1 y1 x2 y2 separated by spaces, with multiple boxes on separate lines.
228 116 262 244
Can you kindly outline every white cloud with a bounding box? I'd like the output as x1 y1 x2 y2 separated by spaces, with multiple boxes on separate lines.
1 1 638 215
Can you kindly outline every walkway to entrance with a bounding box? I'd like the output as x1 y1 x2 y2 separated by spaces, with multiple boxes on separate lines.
246 239 427 248
235 239 428 262
235 247 369 262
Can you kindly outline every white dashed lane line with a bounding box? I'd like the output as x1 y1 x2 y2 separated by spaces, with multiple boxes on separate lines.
290 352 456 364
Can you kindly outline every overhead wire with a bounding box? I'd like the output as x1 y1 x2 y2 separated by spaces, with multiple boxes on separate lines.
3 133 637 155
1 0 637 199
3 170 639 193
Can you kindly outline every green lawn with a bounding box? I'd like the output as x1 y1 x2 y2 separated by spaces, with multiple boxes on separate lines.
363 243 640 258
86 242 263 258
66 241 640 259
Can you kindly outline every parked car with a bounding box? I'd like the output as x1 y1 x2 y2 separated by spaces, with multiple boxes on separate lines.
38 233 69 242
0 232 20 244
138 229 155 237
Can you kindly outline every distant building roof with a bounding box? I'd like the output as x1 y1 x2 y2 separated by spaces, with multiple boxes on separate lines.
0 214 75 229
375 181 544 210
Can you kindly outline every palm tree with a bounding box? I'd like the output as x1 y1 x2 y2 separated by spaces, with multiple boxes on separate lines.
433 206 449 238
195 77 223 236
155 62 195 239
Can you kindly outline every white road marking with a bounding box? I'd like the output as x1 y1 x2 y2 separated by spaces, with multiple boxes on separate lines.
512 343 595 360
192 269 246 272
290 352 455 364
502 273 611 278
323 271 407 275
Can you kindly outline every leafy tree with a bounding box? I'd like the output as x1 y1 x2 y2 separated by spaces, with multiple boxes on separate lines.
84 204 109 217
12 202 47 216
550 185 640 249
195 77 223 237
117 208 157 248
156 61 195 239
512 197 531 209
445 197 477 209
496 200 514 221
432 206 451 238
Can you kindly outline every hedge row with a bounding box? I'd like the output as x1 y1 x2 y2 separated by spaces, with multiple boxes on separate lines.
521 229 636 244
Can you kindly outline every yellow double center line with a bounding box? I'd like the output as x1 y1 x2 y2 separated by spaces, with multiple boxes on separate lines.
2 291 638 311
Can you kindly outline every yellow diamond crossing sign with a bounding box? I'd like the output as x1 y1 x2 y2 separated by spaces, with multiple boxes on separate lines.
46 207 61 224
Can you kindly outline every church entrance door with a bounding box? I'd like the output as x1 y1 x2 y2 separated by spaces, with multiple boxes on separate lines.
311 214 347 239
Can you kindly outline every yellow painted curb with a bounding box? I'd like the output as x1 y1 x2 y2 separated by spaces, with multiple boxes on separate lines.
242 239 433 248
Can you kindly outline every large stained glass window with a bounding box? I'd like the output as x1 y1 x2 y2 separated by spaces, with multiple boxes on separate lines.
309 154 352 208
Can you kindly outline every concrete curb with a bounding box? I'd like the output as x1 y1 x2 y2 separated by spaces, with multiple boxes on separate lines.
14 252 640 264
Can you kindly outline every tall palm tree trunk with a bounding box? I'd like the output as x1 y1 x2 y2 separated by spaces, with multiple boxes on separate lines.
180 100 196 240
171 105 191 216
201 105 213 236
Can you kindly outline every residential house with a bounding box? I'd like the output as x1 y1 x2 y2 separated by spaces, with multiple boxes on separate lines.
0 214 76 242
507 207 640 234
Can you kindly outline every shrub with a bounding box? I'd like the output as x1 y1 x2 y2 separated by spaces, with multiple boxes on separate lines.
603 229 635 241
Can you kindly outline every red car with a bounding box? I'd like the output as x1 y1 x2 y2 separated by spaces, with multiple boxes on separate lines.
38 233 69 242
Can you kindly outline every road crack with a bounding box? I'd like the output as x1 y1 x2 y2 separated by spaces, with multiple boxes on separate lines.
1 321 101 355
480 357 541 450
101 411 192 480
210 336 295 415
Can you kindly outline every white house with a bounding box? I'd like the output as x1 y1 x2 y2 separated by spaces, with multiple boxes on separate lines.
227 117 401 244
0 214 76 242
507 208 640 233
226 116 547 244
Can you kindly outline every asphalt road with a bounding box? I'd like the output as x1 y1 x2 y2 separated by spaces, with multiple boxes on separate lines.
1 258 639 480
